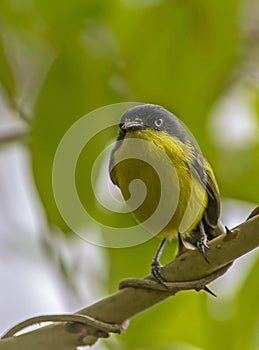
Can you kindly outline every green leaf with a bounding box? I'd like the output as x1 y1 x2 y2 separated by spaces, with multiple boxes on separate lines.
109 0 238 135
31 34 122 231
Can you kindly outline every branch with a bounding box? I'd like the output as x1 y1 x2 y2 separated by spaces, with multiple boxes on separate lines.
0 129 28 147
1 208 258 350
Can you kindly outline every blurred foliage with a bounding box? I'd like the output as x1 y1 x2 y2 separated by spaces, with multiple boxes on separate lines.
0 0 259 349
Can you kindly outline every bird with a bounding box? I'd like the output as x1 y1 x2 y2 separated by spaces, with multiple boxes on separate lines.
109 104 224 283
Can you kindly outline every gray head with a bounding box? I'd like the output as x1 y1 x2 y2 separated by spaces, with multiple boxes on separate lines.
117 104 196 148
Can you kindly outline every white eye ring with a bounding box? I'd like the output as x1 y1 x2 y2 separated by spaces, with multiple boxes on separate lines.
155 118 163 127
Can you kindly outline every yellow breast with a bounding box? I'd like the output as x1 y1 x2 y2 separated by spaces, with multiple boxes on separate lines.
110 129 208 239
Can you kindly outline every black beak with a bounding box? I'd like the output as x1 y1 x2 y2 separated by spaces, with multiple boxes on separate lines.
120 121 145 132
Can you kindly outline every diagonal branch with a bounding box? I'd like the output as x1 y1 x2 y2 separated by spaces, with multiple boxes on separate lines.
0 129 28 147
1 207 258 350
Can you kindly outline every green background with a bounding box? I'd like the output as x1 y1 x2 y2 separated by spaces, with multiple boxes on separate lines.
0 0 258 349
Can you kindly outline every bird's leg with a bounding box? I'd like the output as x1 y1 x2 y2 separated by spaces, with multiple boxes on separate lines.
151 238 167 284
177 232 189 255
196 221 209 262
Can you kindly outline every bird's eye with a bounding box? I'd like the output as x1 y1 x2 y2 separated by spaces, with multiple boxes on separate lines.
155 118 163 127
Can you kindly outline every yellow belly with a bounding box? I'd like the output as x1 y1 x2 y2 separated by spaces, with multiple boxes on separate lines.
110 129 208 239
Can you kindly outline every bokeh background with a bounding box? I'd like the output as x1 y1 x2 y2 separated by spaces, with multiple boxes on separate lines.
0 0 259 349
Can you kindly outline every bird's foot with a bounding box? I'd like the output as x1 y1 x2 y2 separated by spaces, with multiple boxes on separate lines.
196 221 210 263
196 236 209 263
151 259 167 286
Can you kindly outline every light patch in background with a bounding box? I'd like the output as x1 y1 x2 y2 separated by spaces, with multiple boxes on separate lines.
0 87 26 130
208 86 259 150
0 146 64 332
1 20 55 117
207 199 258 321
92 141 129 213
0 143 107 345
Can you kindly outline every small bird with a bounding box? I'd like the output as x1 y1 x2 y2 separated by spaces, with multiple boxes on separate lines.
109 104 224 283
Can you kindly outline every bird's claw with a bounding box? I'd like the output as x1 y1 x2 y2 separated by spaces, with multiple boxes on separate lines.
151 260 166 285
197 237 209 263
